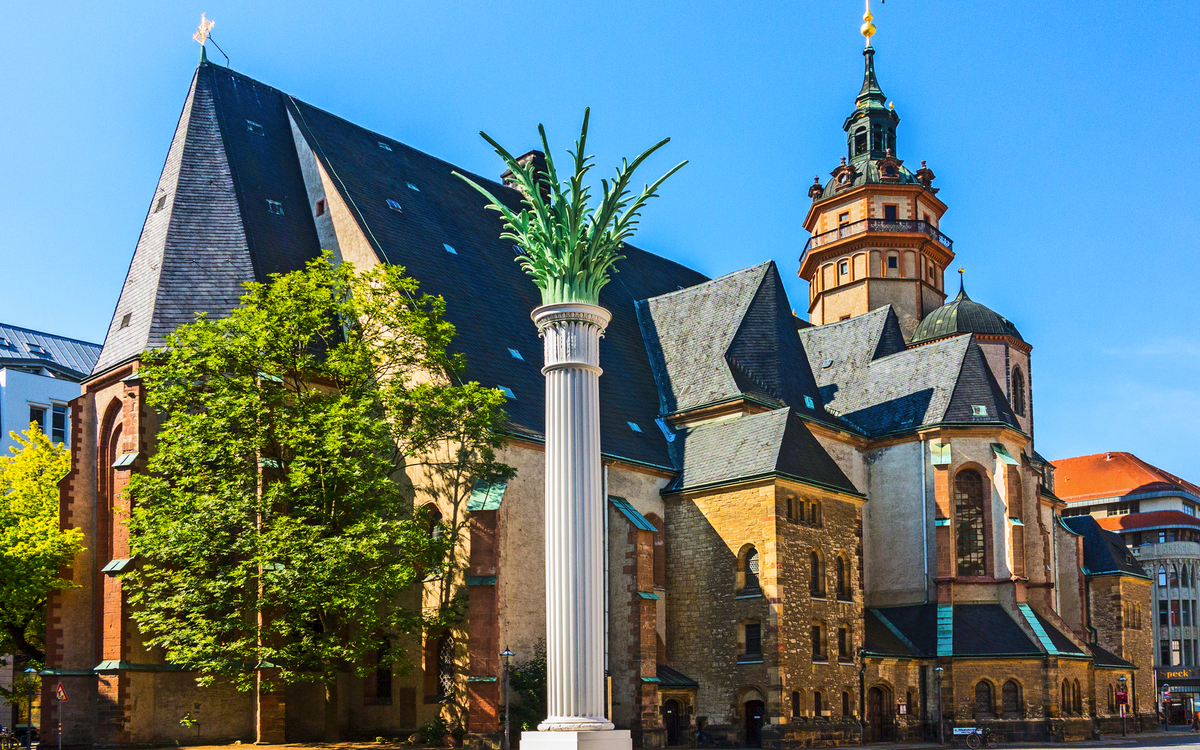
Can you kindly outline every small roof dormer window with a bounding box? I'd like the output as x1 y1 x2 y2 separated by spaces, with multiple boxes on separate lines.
386 199 402 212
246 120 265 136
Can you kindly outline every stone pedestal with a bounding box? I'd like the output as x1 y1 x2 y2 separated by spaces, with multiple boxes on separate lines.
530 303 627 750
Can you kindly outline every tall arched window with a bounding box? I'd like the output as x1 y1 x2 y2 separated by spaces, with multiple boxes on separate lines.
836 556 848 600
810 550 825 597
1062 680 1072 715
1073 679 1082 714
1171 565 1179 588
647 514 666 589
744 547 761 591
975 681 993 717
813 690 824 716
843 691 851 717
1107 684 1115 713
1010 366 1026 416
955 470 987 576
792 691 801 719
1002 680 1021 715
1160 565 1168 589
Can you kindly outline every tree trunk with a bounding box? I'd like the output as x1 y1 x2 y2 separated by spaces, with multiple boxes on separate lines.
324 677 340 742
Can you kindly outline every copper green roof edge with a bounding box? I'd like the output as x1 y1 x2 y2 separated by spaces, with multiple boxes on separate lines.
466 676 497 682
992 443 1019 465
467 479 507 512
94 661 187 673
638 591 660 600
867 420 1029 442
610 496 657 531
38 668 94 676
101 557 135 574
1017 603 1059 656
661 470 865 499
936 604 953 658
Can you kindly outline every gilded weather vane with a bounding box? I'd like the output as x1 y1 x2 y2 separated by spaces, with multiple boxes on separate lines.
193 13 215 46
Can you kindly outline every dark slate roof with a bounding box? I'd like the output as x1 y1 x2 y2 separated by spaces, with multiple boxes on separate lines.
0 323 101 381
1061 515 1149 578
864 609 919 657
665 408 860 496
799 309 1020 437
95 63 323 374
870 604 937 657
636 263 828 424
953 604 1040 656
910 284 1024 345
285 91 707 470
1090 643 1135 669
657 664 699 688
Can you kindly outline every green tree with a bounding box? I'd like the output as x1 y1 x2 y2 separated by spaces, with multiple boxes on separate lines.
124 254 511 740
0 426 82 667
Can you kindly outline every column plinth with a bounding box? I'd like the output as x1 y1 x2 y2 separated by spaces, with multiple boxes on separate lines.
530 302 617 735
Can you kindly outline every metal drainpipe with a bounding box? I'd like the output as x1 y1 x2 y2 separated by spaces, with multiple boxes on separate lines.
921 435 929 604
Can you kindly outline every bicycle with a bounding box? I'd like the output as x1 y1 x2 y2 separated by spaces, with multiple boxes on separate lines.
0 727 19 750
964 726 997 749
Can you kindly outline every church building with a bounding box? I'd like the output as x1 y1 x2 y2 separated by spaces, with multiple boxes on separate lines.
43 24 1153 749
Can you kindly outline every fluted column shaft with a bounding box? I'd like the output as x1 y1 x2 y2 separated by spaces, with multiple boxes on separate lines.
533 302 613 732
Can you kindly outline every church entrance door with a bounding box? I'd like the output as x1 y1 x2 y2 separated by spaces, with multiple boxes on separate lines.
664 699 683 745
744 700 765 747
867 687 886 741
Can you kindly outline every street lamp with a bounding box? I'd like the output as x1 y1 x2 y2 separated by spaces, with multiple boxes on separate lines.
934 667 944 745
1118 676 1127 737
501 647 515 750
23 667 37 750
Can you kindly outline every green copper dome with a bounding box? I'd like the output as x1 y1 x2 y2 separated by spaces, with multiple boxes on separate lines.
911 283 1024 345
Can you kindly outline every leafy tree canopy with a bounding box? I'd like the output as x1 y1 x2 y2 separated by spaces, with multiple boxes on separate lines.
125 254 511 737
0 426 82 665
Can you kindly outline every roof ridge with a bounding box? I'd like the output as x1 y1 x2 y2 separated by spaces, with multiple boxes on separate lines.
0 323 102 349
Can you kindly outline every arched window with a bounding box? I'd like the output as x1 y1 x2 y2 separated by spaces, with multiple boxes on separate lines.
843 691 851 717
811 621 826 661
1010 366 1026 416
810 551 825 597
1159 565 1168 589
854 128 867 156
975 681 993 717
647 514 666 589
1073 679 1082 715
955 470 987 576
814 690 824 716
744 547 761 591
1002 680 1022 715
1107 684 1115 713
1062 680 1072 715
836 556 849 600
811 500 822 525
1171 565 1179 588
1183 566 1191 588
423 503 443 539
792 691 801 719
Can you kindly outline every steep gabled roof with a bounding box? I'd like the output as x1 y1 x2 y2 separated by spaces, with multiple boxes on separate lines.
94 63 323 374
665 408 860 496
800 312 1019 437
1060 515 1149 578
637 262 828 423
0 323 101 382
1054 452 1200 503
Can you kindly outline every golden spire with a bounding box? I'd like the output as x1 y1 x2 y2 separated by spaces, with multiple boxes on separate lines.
861 0 876 47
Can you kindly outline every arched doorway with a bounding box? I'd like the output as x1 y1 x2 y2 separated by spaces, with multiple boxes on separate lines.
744 700 765 748
663 699 683 746
867 686 887 741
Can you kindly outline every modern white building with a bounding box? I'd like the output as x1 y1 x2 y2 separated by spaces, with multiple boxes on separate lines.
0 323 101 453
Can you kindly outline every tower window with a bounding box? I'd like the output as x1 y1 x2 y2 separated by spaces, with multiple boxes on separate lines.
883 204 898 221
871 124 884 152
745 622 762 656
839 260 849 276
1010 366 1027 416
887 255 898 270
838 212 850 226
854 129 867 156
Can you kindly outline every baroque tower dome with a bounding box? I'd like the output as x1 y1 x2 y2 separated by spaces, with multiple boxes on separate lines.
910 280 1024 346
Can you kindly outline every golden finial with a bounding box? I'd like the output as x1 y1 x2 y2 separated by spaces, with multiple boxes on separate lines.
193 13 215 46
861 0 876 47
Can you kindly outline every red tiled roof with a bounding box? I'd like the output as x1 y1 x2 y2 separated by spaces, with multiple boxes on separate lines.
1096 511 1200 532
1052 452 1200 503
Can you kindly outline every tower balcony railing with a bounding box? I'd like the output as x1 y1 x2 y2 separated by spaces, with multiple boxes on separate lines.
801 218 954 263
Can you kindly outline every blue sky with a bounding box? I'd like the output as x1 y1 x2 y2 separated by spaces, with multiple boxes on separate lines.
1 1 1196 477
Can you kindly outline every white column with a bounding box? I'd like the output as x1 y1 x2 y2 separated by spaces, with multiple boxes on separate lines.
525 303 629 750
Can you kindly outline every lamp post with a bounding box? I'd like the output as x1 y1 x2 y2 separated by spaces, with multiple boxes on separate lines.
1118 676 1127 737
23 668 37 750
501 647 515 750
934 667 944 745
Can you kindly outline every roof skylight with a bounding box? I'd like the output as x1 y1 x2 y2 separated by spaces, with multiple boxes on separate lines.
443 244 458 255
821 359 834 369
118 313 132 330
972 405 989 417
804 396 815 409
266 199 284 215
627 421 642 433
378 142 392 151
498 385 515 400
246 120 265 136
407 182 420 191
386 199 402 211
26 343 46 354
507 348 523 361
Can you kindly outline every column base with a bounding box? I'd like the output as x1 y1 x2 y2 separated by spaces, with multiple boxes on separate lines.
521 730 632 750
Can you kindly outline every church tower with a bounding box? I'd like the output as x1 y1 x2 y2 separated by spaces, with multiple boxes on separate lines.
799 10 954 338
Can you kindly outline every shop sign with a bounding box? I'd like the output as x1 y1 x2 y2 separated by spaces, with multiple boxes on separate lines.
1157 667 1200 681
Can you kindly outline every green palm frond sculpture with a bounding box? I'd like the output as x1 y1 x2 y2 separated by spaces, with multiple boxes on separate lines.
455 109 686 306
